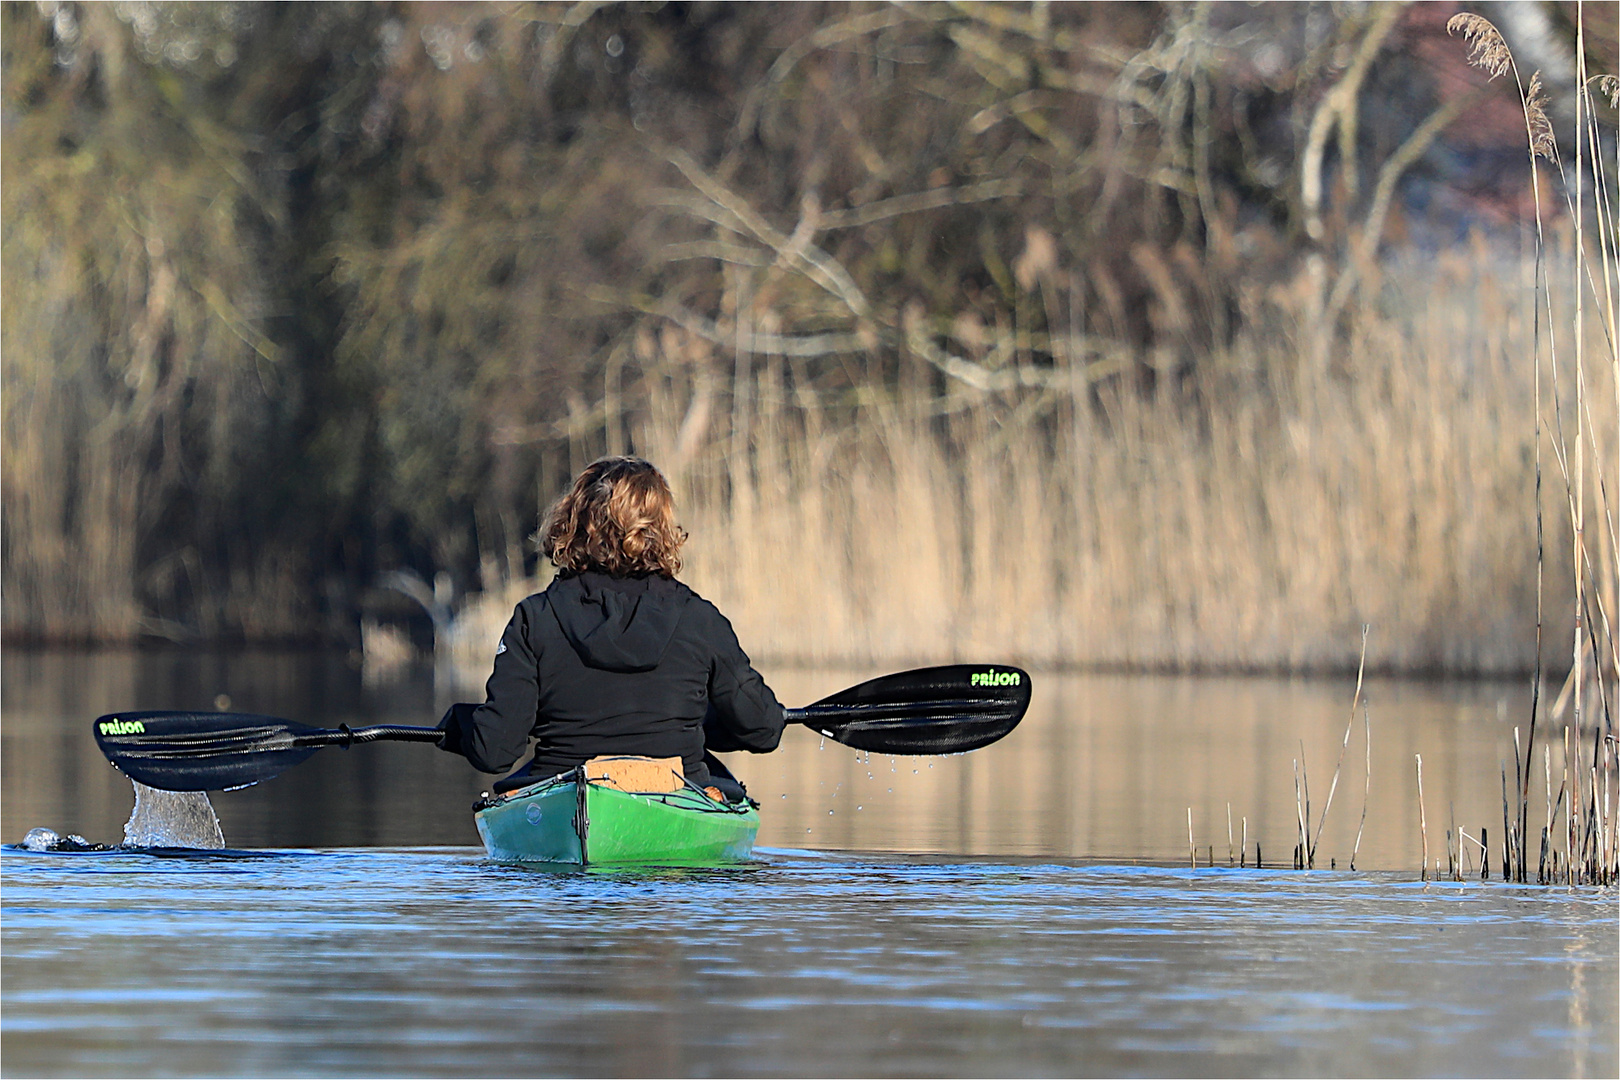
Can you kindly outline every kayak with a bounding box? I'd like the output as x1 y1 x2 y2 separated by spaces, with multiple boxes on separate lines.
473 759 759 866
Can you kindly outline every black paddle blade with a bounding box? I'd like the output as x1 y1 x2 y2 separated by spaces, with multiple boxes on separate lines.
92 711 322 792
791 664 1032 755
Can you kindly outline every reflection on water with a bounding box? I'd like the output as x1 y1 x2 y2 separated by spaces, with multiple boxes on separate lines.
0 648 1557 869
1 847 1614 1078
3 651 1616 1078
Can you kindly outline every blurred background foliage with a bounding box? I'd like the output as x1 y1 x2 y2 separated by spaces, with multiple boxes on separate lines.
2 1 1616 672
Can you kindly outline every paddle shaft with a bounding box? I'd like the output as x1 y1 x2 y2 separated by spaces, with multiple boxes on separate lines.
285 707 975 745
786 701 1006 725
240 702 997 750
290 724 444 748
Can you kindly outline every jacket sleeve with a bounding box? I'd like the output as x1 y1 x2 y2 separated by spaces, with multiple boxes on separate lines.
702 603 786 754
458 600 542 774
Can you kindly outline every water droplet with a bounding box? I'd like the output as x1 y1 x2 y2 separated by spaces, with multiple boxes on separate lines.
912 769 918 774
819 737 825 750
807 828 813 833
781 793 787 799
828 809 834 815
857 805 863 810
887 788 892 793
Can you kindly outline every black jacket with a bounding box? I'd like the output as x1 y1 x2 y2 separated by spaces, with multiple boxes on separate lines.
441 571 784 788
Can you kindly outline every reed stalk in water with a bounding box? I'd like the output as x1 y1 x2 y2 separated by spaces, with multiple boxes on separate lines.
1501 763 1515 881
1351 700 1371 871
1311 625 1368 869
1299 743 1312 866
1543 744 1554 882
1514 725 1526 881
1417 754 1430 882
1187 807 1195 869
1292 759 1307 869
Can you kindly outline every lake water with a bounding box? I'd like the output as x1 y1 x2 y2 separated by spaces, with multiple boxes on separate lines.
2 649 1616 1077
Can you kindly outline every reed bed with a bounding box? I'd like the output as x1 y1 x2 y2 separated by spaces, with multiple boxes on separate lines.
618 243 1599 677
1445 11 1619 886
1200 13 1619 882
3 2 1609 685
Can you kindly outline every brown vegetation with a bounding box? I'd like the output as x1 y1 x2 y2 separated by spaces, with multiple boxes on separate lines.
2 2 1616 678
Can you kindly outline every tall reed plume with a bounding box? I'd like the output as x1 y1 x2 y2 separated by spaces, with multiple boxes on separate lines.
1449 10 1618 886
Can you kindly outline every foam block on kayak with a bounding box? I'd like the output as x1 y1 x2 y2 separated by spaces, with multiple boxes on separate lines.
584 755 684 794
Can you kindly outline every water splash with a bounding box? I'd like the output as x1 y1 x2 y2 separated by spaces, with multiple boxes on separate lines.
23 827 59 851
123 782 225 848
21 827 109 852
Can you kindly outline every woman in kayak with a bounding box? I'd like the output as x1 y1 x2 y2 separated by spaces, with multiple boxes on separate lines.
436 456 784 799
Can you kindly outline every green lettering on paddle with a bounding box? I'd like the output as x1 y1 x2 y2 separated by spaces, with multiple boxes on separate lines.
98 719 146 736
970 670 1020 688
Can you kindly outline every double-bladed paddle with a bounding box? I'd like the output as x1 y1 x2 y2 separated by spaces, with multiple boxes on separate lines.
92 663 1032 793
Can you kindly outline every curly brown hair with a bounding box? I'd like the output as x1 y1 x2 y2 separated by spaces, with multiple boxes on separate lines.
541 457 687 577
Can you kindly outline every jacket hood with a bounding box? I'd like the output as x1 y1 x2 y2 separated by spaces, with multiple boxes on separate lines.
547 571 687 673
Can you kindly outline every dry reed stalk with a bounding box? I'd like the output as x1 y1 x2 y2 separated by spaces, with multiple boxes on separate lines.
1544 744 1555 882
1299 741 1313 868
1458 803 1470 880
1417 753 1429 882
1588 764 1600 880
1514 725 1526 881
1187 806 1195 869
1549 776 1568 884
1351 700 1371 871
1292 759 1307 870
1565 725 1575 883
1572 14 1590 886
1501 764 1515 881
1226 802 1234 867
1311 625 1368 868
1458 828 1487 879
1600 744 1613 887
1241 816 1248 868
1451 11 1571 889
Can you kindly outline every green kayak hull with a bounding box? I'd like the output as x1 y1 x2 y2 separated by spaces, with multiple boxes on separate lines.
474 775 760 866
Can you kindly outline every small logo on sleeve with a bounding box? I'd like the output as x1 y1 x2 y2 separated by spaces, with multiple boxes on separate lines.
495 640 507 656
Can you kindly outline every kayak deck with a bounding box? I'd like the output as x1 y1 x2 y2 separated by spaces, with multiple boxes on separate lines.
473 767 759 866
